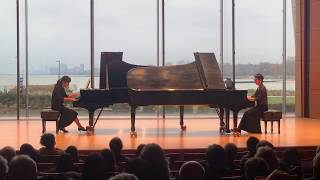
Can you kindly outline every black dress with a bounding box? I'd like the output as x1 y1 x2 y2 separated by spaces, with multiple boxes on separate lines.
51 84 78 129
238 84 268 133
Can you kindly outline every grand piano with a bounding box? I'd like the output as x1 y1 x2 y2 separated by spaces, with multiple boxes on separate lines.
74 52 254 135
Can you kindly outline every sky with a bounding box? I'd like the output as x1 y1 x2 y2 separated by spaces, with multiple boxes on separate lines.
0 0 295 74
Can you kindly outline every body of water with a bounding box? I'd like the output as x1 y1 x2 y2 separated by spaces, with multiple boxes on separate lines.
0 74 295 91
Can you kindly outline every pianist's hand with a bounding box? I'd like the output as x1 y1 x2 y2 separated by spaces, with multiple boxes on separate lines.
247 96 255 102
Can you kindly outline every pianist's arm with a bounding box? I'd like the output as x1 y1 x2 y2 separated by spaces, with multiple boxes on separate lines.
68 92 80 98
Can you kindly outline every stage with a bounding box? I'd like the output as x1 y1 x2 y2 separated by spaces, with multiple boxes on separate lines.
1 116 320 150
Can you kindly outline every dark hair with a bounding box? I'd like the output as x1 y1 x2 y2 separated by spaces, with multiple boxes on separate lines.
206 144 225 169
55 76 71 86
8 155 37 180
40 133 55 149
0 146 16 163
255 146 279 172
19 144 39 162
65 146 79 163
56 153 74 173
81 154 106 180
109 137 123 156
244 157 270 180
256 140 274 150
179 161 205 180
224 143 238 168
254 73 264 82
100 149 115 172
247 136 260 155
136 144 145 156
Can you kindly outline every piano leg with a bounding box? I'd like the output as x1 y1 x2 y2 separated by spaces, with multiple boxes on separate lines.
130 106 137 137
215 107 226 134
232 110 241 137
225 108 231 133
179 106 186 130
89 111 94 127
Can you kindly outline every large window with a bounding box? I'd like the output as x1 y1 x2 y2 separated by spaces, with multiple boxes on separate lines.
0 1 17 118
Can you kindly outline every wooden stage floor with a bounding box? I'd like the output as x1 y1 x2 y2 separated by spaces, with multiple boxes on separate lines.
1 117 320 150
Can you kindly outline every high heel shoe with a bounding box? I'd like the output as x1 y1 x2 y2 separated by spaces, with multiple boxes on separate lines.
78 127 87 132
59 128 69 133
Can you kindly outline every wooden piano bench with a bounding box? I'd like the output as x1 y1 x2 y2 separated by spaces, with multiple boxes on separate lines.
40 109 61 134
261 111 282 134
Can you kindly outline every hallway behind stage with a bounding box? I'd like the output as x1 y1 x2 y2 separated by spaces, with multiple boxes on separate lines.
1 117 320 150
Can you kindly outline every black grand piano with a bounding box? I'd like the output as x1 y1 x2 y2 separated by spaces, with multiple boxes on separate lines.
73 52 254 135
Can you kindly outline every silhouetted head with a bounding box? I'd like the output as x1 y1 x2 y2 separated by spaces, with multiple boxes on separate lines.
247 136 259 155
40 133 56 149
56 76 71 88
136 144 145 156
244 157 270 180
109 137 123 156
109 173 139 180
0 156 8 180
19 143 39 162
256 140 274 150
100 149 115 172
56 153 74 173
255 146 279 172
8 155 37 180
224 143 237 164
81 154 106 180
0 146 16 163
206 144 225 169
179 161 205 180
65 145 79 163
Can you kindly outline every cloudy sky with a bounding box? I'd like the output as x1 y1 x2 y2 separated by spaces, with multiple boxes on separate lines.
0 0 295 74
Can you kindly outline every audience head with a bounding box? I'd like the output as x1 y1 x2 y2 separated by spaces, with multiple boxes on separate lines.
244 157 270 180
40 133 56 149
256 140 274 150
282 148 301 167
0 146 16 163
100 149 115 172
224 143 237 164
82 154 106 180
136 144 145 156
0 156 8 180
109 137 123 156
109 173 139 180
255 146 279 172
206 144 225 169
65 145 79 163
313 152 320 178
19 143 39 162
179 161 205 180
247 136 259 155
56 153 74 173
8 155 37 180
125 158 150 180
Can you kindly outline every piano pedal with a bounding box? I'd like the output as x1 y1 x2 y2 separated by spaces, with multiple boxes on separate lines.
86 126 94 132
180 125 187 131
130 131 137 138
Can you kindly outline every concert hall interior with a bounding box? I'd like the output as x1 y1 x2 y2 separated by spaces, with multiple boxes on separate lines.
0 0 320 180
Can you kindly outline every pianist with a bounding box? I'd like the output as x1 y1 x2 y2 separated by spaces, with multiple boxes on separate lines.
51 76 86 133
237 73 268 134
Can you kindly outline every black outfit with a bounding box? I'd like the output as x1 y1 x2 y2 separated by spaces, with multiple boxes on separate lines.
51 84 78 129
238 83 268 133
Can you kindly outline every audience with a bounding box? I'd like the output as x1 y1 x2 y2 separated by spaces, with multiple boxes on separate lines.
279 148 302 177
109 173 139 180
81 154 106 180
255 146 279 173
0 146 16 163
244 157 270 180
304 152 320 180
136 144 145 156
109 137 127 164
179 161 205 180
100 148 116 173
19 143 40 162
256 140 274 150
125 157 151 180
39 133 63 155
55 153 77 173
240 136 260 175
224 143 239 170
204 144 227 180
0 156 8 180
8 155 37 180
140 143 170 180
65 145 80 163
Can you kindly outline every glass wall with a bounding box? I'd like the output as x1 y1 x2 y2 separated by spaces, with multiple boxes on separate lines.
235 0 285 112
27 0 90 117
0 1 17 118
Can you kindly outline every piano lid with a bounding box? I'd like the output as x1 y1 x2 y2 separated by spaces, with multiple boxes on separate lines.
127 52 225 90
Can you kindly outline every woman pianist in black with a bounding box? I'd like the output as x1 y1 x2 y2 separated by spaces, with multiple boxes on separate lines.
237 73 268 134
51 76 86 133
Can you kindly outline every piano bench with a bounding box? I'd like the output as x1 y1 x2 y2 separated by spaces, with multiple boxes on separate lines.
40 109 61 134
261 111 282 134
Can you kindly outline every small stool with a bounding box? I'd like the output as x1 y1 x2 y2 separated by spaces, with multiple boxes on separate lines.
261 111 282 134
40 109 60 134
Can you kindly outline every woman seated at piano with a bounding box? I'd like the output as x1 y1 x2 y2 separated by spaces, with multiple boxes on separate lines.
237 73 268 134
51 76 86 133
